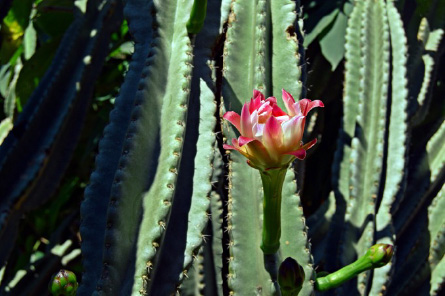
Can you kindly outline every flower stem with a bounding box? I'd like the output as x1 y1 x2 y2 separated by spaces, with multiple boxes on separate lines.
260 167 287 255
186 0 207 34
315 244 394 291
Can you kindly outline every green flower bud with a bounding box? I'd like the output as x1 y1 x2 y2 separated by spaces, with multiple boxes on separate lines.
366 243 394 268
278 257 305 295
49 269 78 296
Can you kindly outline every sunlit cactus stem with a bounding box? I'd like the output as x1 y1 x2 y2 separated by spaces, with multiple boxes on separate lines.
186 0 207 34
315 244 394 291
49 269 78 296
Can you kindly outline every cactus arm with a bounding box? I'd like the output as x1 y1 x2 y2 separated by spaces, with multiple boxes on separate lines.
430 214 445 295
345 1 390 293
412 28 444 123
131 0 194 294
325 0 365 274
222 0 272 294
78 0 154 294
427 120 445 183
0 118 13 144
181 80 217 278
252 0 270 93
429 184 445 270
222 0 258 105
209 190 224 296
270 0 303 102
280 167 315 296
226 155 271 295
180 247 203 296
371 1 409 293
328 1 391 294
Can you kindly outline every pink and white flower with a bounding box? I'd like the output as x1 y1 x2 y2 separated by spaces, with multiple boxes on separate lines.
223 89 324 171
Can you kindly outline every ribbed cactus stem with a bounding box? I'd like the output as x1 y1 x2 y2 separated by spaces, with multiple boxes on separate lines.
260 167 287 255
315 244 394 291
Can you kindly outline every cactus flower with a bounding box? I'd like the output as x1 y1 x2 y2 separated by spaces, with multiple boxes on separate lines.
223 89 324 171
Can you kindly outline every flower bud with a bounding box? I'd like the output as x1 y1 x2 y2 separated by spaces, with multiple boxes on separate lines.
49 269 78 296
278 257 305 295
367 243 394 267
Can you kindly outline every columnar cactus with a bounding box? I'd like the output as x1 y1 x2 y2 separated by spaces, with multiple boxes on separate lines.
0 0 444 295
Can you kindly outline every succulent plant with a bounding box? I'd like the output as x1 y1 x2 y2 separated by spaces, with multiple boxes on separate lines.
0 0 443 295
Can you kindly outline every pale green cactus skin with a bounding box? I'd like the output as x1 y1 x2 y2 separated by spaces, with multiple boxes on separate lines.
0 0 444 295
77 0 445 295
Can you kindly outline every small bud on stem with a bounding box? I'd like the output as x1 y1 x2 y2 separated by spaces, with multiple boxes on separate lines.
278 257 305 296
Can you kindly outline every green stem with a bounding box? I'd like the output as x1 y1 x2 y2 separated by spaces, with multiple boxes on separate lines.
186 0 207 34
315 244 394 291
260 167 287 255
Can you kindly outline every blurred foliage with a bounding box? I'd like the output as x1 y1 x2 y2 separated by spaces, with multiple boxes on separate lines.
0 0 130 293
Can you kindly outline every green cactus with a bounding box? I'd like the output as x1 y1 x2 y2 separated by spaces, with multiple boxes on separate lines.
0 0 444 295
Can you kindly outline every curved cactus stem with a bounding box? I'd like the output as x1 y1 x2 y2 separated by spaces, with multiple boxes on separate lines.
180 247 204 296
131 0 194 294
430 201 445 296
181 80 217 279
209 167 224 296
328 1 391 294
428 184 445 270
326 0 365 275
78 0 154 293
270 0 304 102
371 1 409 293
225 155 271 294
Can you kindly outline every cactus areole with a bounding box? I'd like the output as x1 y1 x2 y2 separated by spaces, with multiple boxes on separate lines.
224 90 323 254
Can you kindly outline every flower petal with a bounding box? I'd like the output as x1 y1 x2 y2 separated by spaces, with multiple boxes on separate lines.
263 116 284 156
282 115 304 149
272 104 287 117
299 99 324 116
223 111 241 132
286 149 306 160
282 89 296 116
252 122 265 138
223 144 237 150
300 138 317 151
238 136 256 147
250 90 264 113
240 103 254 138
253 89 265 101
